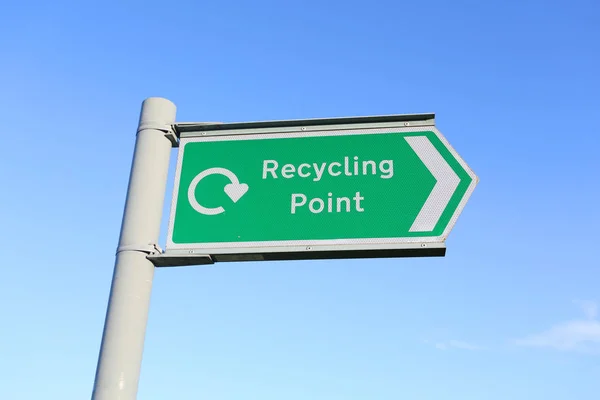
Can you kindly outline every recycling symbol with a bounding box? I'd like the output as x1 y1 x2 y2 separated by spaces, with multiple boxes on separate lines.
187 168 249 215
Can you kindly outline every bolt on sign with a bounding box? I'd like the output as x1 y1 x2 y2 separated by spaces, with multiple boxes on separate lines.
163 114 478 263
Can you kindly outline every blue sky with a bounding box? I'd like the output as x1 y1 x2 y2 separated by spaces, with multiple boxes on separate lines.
1 0 600 399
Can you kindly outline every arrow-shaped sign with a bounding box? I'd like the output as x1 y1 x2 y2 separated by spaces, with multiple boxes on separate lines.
167 115 478 262
405 136 460 232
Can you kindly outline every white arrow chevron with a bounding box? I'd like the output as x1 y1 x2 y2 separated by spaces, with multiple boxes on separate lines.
405 136 461 232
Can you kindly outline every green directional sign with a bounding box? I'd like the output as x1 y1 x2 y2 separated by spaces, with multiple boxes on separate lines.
166 116 477 261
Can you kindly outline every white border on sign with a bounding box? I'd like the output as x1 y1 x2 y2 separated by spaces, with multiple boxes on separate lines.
165 126 478 253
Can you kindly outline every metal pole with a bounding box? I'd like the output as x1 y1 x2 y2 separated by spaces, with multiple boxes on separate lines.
92 98 176 400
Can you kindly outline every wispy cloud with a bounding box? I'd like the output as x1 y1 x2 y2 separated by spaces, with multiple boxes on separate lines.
424 339 484 351
574 299 598 320
515 300 600 354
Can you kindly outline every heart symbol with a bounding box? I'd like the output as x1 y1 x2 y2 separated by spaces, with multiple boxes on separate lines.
224 183 249 203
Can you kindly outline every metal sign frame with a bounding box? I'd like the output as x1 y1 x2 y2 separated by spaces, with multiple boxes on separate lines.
153 113 477 265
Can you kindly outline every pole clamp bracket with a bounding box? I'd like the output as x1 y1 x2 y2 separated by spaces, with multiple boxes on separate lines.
137 121 178 146
116 243 163 256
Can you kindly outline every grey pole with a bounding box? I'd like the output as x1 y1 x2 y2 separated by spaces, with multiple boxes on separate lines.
92 98 176 400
